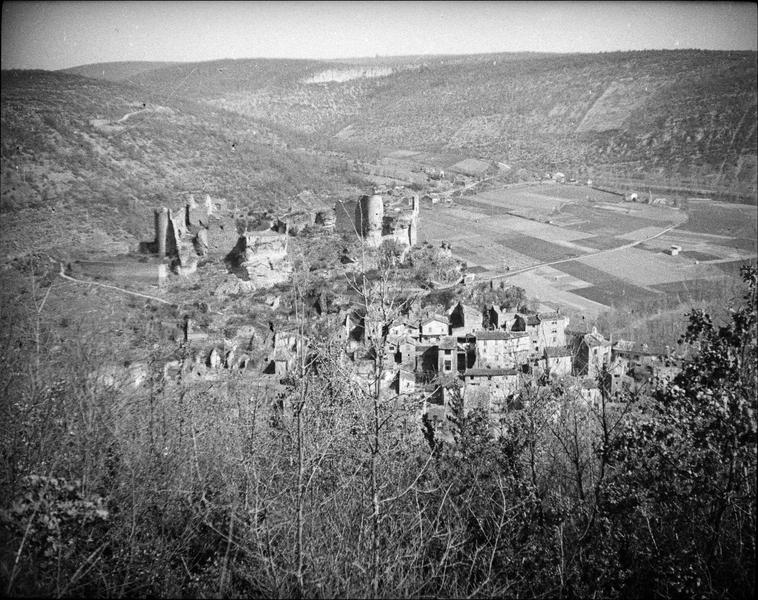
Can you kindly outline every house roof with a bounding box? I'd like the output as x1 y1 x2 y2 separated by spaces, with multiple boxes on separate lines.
583 332 610 347
465 368 520 377
389 334 418 346
476 330 528 341
523 314 541 326
421 315 449 327
538 311 566 322
438 336 458 350
545 346 572 358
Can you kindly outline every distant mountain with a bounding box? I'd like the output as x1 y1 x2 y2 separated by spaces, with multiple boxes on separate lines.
0 69 351 260
74 50 755 195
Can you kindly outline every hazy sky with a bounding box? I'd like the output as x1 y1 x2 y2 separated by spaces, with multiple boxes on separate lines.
2 1 756 70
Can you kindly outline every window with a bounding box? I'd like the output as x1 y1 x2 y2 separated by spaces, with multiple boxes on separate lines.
444 360 452 371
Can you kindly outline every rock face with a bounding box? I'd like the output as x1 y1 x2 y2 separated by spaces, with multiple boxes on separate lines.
230 230 292 288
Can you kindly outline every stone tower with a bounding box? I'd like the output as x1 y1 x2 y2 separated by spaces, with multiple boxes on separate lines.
355 193 383 247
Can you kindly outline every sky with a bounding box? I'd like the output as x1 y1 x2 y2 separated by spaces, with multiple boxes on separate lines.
2 1 757 70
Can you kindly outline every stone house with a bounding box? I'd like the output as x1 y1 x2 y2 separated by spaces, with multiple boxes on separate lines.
449 302 482 338
437 336 460 374
416 344 438 379
574 328 612 378
544 346 573 377
536 312 569 349
463 368 521 413
612 340 674 374
395 368 416 395
475 330 530 369
420 315 450 342
512 312 568 358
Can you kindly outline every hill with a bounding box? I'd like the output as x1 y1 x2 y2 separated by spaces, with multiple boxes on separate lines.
0 69 355 260
91 51 756 196
60 61 185 83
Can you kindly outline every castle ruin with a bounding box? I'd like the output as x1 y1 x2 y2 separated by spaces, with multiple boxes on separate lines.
354 192 419 249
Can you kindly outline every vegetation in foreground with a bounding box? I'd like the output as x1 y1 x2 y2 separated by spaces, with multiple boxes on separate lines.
0 254 754 598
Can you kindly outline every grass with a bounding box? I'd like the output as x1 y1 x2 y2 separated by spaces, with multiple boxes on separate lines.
679 199 758 237
552 260 619 286
679 250 721 262
570 282 657 307
577 235 629 251
497 234 585 263
558 204 658 236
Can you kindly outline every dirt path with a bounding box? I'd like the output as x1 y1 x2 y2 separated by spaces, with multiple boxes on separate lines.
58 262 176 307
116 107 148 123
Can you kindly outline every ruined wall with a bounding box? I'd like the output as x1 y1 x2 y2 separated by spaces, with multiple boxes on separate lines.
353 192 419 250
232 230 292 288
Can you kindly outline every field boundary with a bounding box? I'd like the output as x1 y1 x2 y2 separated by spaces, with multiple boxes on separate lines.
485 223 679 283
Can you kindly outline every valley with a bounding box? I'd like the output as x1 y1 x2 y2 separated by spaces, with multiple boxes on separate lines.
1 46 756 599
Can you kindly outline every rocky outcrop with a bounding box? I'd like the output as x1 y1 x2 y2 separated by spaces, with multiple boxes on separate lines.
226 230 292 288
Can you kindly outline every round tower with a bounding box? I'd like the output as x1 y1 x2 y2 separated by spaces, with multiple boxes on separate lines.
355 193 384 246
155 207 169 258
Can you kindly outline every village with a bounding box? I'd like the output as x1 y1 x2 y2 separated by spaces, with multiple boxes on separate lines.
85 183 684 437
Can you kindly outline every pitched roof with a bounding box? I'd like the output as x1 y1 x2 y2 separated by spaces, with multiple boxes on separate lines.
583 332 610 347
476 330 528 340
538 311 567 322
465 368 520 377
524 314 541 326
421 314 449 327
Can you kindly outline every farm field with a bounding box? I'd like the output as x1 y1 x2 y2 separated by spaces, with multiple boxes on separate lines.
681 198 757 239
418 183 756 316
